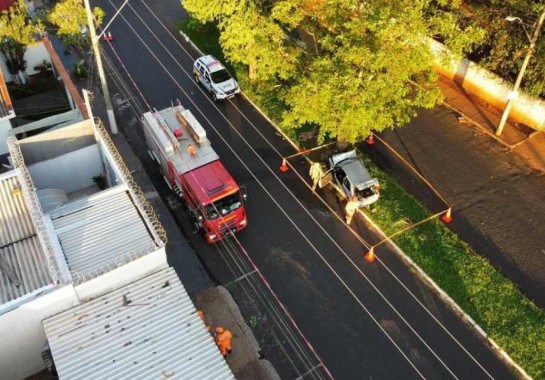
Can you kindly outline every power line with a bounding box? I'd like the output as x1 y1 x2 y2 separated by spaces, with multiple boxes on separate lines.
100 0 497 377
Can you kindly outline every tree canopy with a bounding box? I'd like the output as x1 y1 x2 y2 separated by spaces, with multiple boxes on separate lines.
0 0 42 77
49 0 104 37
0 0 41 45
181 0 545 142
461 1 545 97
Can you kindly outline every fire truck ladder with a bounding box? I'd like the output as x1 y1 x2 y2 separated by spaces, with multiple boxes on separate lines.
153 108 181 152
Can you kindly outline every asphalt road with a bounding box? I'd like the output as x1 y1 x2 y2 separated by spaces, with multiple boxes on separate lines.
95 0 519 378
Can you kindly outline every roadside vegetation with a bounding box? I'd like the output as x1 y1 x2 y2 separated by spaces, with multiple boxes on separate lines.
0 0 103 82
179 7 545 377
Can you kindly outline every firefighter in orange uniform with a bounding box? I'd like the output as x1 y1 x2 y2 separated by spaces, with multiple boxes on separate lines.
215 327 233 356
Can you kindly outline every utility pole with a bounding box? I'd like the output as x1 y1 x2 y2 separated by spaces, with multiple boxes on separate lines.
83 0 118 134
496 9 545 136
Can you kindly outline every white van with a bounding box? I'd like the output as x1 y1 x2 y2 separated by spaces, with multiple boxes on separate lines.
193 55 240 101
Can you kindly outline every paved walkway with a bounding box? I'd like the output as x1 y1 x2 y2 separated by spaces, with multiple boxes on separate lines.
373 75 545 309
437 75 545 173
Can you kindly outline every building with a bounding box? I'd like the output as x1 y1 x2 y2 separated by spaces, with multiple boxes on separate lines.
43 267 233 380
0 117 168 379
0 68 15 155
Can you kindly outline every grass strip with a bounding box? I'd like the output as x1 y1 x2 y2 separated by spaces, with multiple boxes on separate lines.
179 20 545 378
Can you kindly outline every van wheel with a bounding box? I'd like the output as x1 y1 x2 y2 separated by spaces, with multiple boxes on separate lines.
194 75 200 85
212 93 218 101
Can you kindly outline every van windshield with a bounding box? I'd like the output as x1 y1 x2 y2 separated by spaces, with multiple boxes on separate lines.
211 69 232 83
204 193 242 220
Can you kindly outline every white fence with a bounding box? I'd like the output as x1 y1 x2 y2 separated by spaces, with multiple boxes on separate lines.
0 41 51 82
429 39 545 131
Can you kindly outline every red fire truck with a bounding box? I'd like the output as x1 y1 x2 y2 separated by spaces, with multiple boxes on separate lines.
142 103 247 243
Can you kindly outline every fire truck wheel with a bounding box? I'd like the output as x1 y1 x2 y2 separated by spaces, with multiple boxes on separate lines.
191 215 204 233
193 220 204 233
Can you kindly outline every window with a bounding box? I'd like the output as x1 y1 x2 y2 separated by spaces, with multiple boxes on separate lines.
204 193 242 220
335 168 346 183
343 177 351 190
210 69 232 83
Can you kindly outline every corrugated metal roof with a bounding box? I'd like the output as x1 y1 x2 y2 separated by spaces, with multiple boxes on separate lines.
43 267 234 380
49 188 158 280
0 172 51 305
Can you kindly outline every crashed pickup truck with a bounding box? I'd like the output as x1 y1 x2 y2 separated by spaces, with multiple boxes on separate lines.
322 150 380 208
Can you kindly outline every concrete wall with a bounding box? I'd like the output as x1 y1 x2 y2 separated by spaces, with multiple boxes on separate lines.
0 285 78 380
27 144 103 193
0 118 12 155
429 39 545 130
0 41 51 82
74 247 168 302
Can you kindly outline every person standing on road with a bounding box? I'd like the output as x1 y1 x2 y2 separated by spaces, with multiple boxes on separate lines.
309 162 322 191
345 195 359 225
215 327 233 356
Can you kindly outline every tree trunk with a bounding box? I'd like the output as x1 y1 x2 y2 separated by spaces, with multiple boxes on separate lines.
248 56 257 80
336 135 349 150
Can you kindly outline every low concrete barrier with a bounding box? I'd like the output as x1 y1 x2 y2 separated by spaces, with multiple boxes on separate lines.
429 38 545 131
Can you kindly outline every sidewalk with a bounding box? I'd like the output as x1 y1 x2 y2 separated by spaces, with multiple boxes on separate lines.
437 75 545 172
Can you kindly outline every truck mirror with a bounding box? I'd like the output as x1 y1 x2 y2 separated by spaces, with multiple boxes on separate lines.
240 186 248 200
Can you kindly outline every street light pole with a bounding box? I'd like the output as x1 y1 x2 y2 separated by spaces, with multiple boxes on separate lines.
83 0 118 134
496 9 545 136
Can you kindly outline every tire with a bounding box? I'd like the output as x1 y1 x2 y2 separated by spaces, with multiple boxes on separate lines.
194 74 200 85
212 93 218 101
191 214 204 233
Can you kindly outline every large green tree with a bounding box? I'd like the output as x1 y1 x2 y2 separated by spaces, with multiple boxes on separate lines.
0 0 41 81
182 0 301 80
276 0 484 142
49 0 104 55
462 1 545 97
182 0 484 142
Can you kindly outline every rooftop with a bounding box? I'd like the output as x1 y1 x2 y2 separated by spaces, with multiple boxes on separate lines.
49 186 158 283
143 106 219 175
0 171 52 307
43 267 234 380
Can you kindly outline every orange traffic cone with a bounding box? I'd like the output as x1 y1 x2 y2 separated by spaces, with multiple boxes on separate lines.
441 207 453 223
279 158 289 172
103 31 113 41
364 247 376 263
366 134 375 145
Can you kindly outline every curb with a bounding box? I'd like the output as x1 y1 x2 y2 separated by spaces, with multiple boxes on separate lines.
179 29 530 380
441 102 515 149
356 209 531 380
179 30 301 154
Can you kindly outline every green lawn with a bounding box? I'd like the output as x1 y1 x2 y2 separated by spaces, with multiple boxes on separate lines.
180 20 545 378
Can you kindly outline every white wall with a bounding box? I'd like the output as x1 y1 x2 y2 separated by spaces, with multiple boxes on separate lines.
75 247 168 302
0 285 79 380
0 119 13 155
0 41 51 81
429 39 545 130
27 144 102 193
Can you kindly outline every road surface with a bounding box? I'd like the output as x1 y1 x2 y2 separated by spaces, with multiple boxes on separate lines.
95 0 519 378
